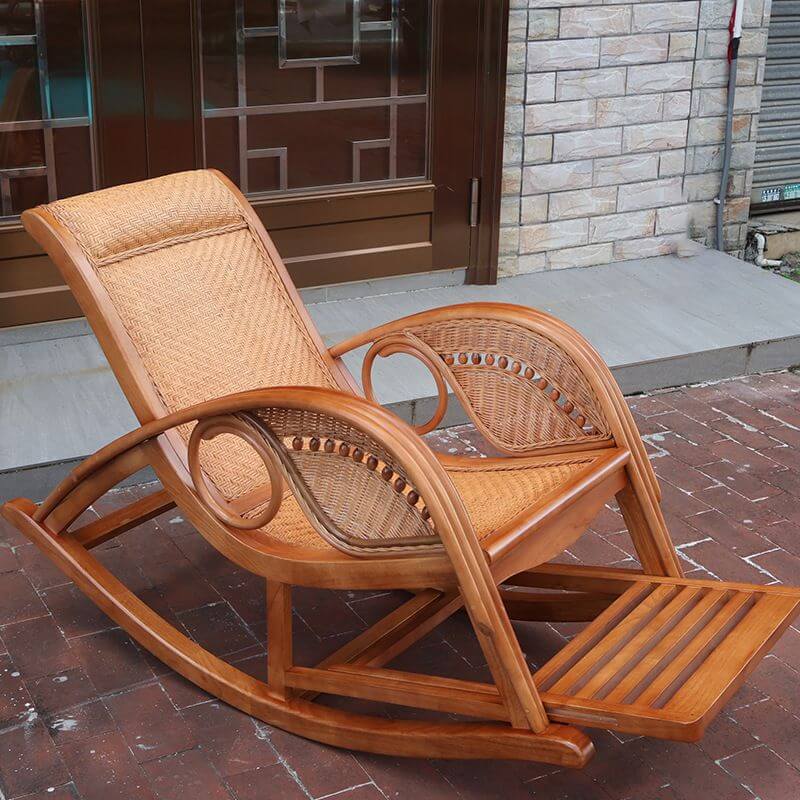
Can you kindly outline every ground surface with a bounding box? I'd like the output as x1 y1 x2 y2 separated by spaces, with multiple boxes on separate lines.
1 371 800 800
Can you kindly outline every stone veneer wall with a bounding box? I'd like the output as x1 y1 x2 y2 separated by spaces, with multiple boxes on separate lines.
499 0 771 275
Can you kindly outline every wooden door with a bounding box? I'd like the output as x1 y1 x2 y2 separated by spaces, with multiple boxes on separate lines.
0 0 508 327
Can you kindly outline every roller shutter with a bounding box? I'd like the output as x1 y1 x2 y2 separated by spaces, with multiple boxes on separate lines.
752 0 800 210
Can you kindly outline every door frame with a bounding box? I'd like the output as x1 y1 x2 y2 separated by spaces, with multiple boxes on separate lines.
469 0 510 285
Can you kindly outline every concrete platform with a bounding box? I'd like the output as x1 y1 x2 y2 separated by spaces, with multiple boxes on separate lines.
3 246 800 499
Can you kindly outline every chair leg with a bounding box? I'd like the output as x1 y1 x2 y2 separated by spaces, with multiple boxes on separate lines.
267 580 292 699
616 481 683 578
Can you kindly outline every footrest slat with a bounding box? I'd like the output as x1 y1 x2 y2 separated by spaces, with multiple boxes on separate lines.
535 577 800 741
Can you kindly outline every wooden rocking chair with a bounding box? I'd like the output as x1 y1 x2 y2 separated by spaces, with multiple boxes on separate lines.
5 169 798 768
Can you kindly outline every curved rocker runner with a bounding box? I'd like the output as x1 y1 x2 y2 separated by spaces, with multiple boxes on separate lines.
4 170 799 767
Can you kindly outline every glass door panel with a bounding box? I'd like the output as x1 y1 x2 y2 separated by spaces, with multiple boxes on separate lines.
0 0 94 220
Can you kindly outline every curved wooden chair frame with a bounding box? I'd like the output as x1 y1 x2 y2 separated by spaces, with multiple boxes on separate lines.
4 169 798 769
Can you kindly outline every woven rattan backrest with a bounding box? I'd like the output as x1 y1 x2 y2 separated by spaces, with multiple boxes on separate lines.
38 170 341 500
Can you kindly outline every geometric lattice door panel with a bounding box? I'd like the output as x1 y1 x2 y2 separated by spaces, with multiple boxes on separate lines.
198 0 429 196
535 577 800 741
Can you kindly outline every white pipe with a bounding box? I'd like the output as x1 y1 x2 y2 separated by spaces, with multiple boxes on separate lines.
753 232 783 268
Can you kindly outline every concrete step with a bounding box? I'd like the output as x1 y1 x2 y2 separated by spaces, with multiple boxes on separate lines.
3 247 800 500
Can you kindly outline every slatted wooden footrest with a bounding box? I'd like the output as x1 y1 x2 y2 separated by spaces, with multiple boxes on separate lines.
534 577 800 741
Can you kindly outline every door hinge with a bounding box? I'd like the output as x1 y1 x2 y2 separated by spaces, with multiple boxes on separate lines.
469 177 480 228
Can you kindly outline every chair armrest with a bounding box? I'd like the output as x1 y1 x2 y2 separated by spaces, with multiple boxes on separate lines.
34 386 475 558
330 302 659 500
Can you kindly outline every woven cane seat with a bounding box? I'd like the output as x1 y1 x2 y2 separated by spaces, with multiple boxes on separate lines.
257 454 603 551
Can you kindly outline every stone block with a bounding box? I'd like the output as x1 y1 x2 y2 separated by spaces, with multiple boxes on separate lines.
560 6 631 37
600 33 669 66
528 9 560 39
520 217 589 252
687 114 751 145
692 57 758 88
517 253 548 273
613 234 681 259
528 38 600 70
623 119 688 152
660 148 687 176
669 31 698 60
504 134 524 165
696 85 761 116
597 94 664 126
632 2 700 33
502 166 522 195
548 186 618 219
593 152 660 186
508 9 528 41
547 242 614 269
501 195 521 225
525 99 596 133
524 134 554 164
553 127 623 160
627 61 694 92
556 67 627 100
656 204 690 234
526 72 556 103
589 209 656 242
521 193 549 223
663 90 692 119
507 41 527 74
499 225 520 255
523 159 594 193
616 177 685 211
506 73 526 105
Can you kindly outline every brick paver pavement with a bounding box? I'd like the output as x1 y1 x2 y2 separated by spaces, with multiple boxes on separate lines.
1 371 799 799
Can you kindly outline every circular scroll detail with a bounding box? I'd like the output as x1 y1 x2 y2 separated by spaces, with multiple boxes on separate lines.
188 416 283 530
362 335 448 435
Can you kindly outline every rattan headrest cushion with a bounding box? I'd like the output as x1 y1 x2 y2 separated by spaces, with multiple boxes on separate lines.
46 170 244 266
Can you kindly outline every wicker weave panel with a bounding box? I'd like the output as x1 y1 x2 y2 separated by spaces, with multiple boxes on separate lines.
257 455 597 550
446 458 593 539
48 171 244 264
98 230 336 499
452 367 581 446
289 451 433 544
411 319 609 451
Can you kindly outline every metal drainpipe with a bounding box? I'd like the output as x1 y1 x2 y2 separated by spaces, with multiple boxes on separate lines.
715 0 744 251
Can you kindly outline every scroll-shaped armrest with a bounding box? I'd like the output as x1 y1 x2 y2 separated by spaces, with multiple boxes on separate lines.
34 386 474 558
330 303 614 453
330 301 660 501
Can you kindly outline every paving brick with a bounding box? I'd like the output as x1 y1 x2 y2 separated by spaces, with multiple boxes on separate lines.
68 628 155 694
720 744 800 800
0 544 18 574
358 754 461 799
684 509 773 555
105 683 196 763
748 655 800 717
179 602 258 657
142 749 232 800
42 584 115 639
180 700 278 778
2 615 78 680
224 763 307 800
0 655 35 726
733 699 800 765
0 720 70 798
268 728 371 799
0 571 48 626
